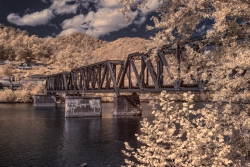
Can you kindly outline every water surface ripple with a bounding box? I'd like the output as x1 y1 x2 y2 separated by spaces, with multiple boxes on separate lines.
0 103 154 167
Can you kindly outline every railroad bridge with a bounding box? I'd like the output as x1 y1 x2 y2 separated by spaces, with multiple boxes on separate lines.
36 36 211 117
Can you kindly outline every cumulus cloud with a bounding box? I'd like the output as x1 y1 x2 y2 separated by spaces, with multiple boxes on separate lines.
6 0 161 37
134 16 146 25
50 0 78 15
98 0 122 8
59 28 85 36
139 0 162 15
131 0 162 27
7 9 54 26
61 14 86 29
7 0 80 26
60 8 137 38
58 0 161 38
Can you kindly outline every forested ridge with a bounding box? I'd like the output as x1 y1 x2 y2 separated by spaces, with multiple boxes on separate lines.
0 24 150 76
0 24 151 102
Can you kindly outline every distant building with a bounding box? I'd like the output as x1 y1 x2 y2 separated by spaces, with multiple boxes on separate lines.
4 60 10 64
0 61 5 65
2 76 9 81
27 74 46 85
18 63 32 70
1 75 14 82
28 74 45 80
35 63 46 67
30 61 46 67
47 67 54 70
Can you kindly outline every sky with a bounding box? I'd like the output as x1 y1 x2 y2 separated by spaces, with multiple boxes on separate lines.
0 0 162 41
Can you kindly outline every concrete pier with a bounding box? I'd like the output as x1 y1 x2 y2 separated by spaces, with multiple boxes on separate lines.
33 95 56 107
113 93 141 116
65 96 102 117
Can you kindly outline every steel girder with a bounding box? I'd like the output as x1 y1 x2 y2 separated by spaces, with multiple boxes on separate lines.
46 36 219 94
117 51 203 92
45 52 202 93
45 60 124 94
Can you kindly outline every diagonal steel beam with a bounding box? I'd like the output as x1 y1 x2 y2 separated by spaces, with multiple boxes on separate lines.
107 61 118 92
130 58 143 89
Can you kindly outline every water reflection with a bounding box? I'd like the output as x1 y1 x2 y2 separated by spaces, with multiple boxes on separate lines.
0 103 154 167
0 104 66 166
0 102 206 166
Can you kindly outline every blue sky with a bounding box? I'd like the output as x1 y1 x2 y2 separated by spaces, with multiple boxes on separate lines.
0 0 161 41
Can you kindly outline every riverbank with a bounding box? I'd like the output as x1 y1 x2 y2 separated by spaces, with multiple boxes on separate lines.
0 82 44 103
0 89 211 103
1 90 248 104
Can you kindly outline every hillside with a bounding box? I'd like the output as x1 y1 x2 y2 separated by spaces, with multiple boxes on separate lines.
0 24 149 79
92 37 151 62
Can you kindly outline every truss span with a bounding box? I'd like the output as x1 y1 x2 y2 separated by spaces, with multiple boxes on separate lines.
45 55 205 94
46 36 213 94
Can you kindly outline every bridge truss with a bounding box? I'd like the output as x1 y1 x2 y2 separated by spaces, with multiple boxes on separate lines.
45 36 212 94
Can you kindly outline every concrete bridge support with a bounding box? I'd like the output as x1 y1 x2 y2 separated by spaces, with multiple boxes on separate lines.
65 96 102 117
113 93 142 116
34 95 57 107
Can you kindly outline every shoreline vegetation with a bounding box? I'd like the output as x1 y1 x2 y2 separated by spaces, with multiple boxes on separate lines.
0 82 44 103
0 83 210 103
2 89 248 104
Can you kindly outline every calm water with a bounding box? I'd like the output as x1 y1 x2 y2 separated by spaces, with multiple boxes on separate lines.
0 103 155 167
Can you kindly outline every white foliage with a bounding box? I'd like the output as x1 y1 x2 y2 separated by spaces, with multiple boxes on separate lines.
122 91 250 166
118 0 250 166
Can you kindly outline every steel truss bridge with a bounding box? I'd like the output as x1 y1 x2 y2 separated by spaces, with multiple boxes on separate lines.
45 36 214 94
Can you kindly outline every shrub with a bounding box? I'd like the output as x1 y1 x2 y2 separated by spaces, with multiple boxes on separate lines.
0 82 45 103
122 91 250 167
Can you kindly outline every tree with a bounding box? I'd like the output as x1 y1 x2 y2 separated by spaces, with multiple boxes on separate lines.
118 0 250 166
117 0 250 96
122 91 250 166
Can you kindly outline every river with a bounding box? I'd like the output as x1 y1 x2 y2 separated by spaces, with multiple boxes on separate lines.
0 103 155 167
